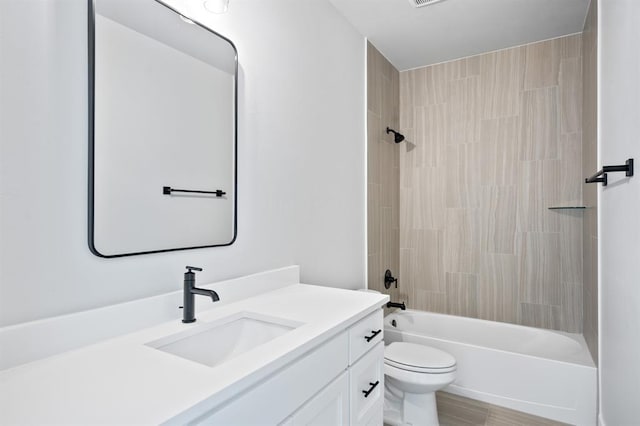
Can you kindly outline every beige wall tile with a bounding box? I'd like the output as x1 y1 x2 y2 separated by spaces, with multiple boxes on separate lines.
479 254 518 323
446 272 479 317
559 211 583 285
446 144 482 209
479 117 519 186
447 76 481 144
367 112 381 184
559 133 583 205
519 87 559 161
445 208 480 274
516 160 561 232
367 183 381 256
560 33 582 59
405 229 445 292
412 289 447 313
426 63 448 105
394 35 583 333
368 253 382 292
480 47 524 119
581 0 598 362
518 232 561 305
560 282 582 333
559 57 583 134
367 43 399 294
410 167 446 230
480 186 517 254
524 38 560 90
519 302 562 329
414 104 447 167
399 72 414 130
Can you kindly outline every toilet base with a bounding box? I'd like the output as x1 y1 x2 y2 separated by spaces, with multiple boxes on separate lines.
384 380 440 426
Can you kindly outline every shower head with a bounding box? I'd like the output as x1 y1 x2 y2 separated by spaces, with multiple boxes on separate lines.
386 127 405 143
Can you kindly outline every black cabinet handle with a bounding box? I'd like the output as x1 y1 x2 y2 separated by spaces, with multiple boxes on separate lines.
362 381 379 398
364 329 382 342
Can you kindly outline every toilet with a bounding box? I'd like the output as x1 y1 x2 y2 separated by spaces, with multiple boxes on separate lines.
383 342 457 426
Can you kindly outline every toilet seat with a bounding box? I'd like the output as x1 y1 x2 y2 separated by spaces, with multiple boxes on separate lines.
384 342 456 374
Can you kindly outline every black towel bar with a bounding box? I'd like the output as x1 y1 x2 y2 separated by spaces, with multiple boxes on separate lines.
163 186 226 197
585 159 633 186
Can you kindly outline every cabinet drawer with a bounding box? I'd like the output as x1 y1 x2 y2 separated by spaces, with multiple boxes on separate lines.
349 309 383 364
349 341 384 426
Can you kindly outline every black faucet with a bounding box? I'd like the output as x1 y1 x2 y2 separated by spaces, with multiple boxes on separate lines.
182 266 219 323
387 301 406 310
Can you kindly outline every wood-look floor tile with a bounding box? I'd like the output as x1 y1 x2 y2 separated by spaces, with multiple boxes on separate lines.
436 392 489 426
524 38 560 90
436 392 569 426
519 87 559 161
485 404 569 426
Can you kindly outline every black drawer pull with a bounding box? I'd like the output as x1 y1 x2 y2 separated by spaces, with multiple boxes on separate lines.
364 329 382 342
362 381 379 398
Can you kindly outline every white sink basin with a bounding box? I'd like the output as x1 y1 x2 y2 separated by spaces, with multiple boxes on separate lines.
146 312 303 368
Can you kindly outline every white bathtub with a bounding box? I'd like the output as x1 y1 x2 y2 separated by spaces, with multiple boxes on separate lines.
384 310 596 425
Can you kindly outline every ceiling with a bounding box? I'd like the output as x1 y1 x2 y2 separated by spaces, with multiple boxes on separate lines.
328 0 591 71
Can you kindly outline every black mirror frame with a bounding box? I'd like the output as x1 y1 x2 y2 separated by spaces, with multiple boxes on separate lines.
87 0 238 258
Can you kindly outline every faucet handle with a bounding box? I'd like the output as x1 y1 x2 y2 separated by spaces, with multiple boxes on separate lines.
185 266 203 272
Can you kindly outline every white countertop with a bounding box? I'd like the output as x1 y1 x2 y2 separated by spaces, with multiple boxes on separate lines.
0 284 388 424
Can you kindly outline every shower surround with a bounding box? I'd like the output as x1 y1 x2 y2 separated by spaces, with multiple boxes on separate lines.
397 34 584 333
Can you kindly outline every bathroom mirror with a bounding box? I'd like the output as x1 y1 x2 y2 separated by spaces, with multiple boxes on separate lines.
88 0 237 257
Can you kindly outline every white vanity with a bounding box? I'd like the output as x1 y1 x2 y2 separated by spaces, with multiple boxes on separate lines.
0 270 388 425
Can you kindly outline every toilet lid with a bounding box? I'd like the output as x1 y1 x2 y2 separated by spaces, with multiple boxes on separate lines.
385 342 456 373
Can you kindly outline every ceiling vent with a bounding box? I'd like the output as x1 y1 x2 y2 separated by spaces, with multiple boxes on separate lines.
408 0 448 7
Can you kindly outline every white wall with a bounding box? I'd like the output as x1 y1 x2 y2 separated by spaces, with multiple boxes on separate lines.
0 0 366 327
598 0 640 423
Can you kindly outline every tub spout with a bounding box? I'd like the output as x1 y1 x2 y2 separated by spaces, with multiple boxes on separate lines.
387 301 406 310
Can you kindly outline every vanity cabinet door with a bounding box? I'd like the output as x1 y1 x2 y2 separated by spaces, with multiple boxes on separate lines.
290 372 349 426
349 342 384 426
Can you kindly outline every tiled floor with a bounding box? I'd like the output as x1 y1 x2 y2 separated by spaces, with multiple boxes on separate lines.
436 392 568 426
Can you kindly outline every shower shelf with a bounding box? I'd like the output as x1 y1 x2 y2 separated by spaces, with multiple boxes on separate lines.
547 206 587 210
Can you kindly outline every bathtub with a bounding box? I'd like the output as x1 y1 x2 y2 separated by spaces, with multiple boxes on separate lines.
384 310 596 425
